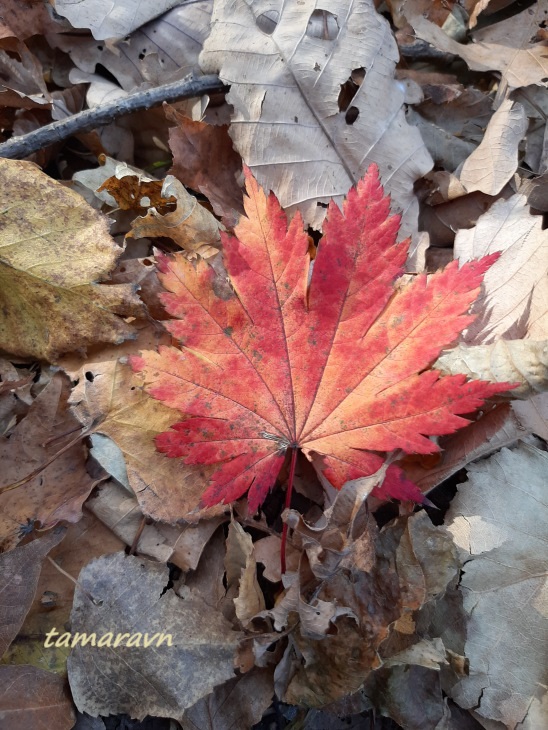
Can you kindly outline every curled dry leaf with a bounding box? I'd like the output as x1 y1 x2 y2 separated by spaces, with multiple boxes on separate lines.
435 339 548 399
200 0 432 236
410 4 548 89
128 175 222 259
459 99 527 195
0 158 141 361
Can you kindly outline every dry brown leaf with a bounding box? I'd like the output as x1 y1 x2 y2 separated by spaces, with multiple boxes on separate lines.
435 340 548 399
225 521 265 626
67 553 240 720
512 392 548 442
0 158 141 361
165 105 244 222
410 4 548 89
401 403 526 493
459 99 527 195
128 175 222 259
0 665 75 730
0 527 66 659
181 668 274 730
446 444 548 728
0 373 95 552
454 194 548 343
1 513 123 675
63 324 226 523
86 479 225 571
200 0 432 237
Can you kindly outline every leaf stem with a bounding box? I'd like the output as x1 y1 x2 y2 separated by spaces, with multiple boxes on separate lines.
281 446 298 575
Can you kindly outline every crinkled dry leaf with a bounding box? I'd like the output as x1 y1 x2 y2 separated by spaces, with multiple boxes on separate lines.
459 99 527 195
200 0 432 236
446 444 548 728
225 520 265 626
68 553 240 720
435 339 548 399
129 175 222 259
410 4 548 89
454 194 548 343
0 158 141 361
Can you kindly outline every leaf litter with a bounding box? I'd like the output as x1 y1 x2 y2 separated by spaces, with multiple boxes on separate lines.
0 1 547 728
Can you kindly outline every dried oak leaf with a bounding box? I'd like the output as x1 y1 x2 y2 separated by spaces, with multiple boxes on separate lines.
131 166 513 511
0 158 141 361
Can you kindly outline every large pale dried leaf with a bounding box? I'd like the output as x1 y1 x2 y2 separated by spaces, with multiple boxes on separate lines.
54 0 187 40
459 100 527 195
67 553 240 720
454 194 548 343
0 528 65 659
435 340 548 399
51 3 212 91
200 0 432 236
0 374 95 552
446 444 548 728
410 4 548 89
0 665 75 730
129 175 222 259
0 159 140 361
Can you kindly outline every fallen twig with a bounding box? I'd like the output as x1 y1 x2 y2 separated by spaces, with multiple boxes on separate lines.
0 74 227 160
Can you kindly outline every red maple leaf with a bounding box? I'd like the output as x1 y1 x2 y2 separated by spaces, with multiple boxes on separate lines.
130 166 513 515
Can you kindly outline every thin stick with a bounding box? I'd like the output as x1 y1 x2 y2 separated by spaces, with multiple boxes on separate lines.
47 556 102 606
280 446 298 575
0 74 227 160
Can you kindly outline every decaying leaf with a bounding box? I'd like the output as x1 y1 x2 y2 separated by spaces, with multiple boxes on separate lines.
68 553 241 720
132 166 513 513
200 0 432 236
0 158 141 361
446 443 548 728
128 175 222 259
0 665 75 730
0 373 95 552
0 527 65 659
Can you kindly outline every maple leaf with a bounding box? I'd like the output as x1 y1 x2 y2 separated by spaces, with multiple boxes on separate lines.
130 166 514 513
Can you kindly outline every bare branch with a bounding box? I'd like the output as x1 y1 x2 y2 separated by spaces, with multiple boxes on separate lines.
0 74 227 160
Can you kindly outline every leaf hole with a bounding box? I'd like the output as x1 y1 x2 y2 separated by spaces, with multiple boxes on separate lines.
345 106 359 125
256 10 279 34
85 371 95 382
306 9 339 41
